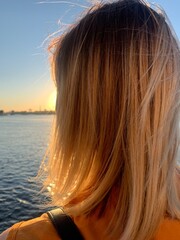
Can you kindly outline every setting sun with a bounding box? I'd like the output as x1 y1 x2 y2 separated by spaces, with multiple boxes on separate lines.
48 90 57 111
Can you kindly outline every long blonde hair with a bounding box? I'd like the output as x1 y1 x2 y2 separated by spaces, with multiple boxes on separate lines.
43 0 180 239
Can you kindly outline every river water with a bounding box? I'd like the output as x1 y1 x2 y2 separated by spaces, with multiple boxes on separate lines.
1 114 180 233
0 115 54 232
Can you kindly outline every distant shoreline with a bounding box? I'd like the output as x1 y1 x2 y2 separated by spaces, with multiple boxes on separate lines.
0 111 55 116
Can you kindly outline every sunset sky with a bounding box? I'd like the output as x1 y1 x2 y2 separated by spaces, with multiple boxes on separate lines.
0 0 180 112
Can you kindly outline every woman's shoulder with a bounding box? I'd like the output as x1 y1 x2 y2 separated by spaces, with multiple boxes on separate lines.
1 214 180 240
0 213 60 240
155 218 180 239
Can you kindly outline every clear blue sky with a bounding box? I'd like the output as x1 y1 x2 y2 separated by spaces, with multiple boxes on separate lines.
0 0 180 112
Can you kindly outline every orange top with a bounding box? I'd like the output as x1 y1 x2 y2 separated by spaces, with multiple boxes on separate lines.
1 213 180 240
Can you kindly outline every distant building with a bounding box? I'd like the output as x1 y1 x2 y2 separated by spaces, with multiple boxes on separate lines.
10 110 15 115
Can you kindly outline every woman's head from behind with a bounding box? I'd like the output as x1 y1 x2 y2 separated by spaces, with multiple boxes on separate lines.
46 0 180 239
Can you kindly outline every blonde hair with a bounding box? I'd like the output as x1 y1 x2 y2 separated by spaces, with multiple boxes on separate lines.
43 0 180 239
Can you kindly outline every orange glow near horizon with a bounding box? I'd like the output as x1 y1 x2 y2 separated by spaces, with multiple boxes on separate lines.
47 89 57 111
1 90 57 113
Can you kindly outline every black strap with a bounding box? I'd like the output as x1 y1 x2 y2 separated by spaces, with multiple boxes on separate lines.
47 208 84 240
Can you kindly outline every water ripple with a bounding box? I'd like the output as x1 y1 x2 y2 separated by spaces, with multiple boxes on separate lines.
0 115 53 232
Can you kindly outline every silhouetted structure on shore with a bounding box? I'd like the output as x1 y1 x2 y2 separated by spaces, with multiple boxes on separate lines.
0 110 55 116
0 110 4 115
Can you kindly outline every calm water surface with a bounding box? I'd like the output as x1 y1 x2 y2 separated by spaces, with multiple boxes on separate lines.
1 115 180 233
0 115 54 232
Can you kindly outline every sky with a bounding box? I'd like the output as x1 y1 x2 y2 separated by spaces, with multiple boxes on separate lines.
0 0 180 112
